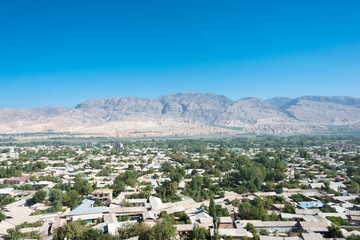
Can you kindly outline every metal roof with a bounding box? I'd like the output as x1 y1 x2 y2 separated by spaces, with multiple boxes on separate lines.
66 199 109 216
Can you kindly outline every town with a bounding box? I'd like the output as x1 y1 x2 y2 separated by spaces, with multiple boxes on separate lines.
0 136 359 240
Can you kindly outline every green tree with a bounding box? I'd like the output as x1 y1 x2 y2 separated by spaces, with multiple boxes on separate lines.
259 229 269 236
6 228 40 240
0 211 5 221
112 181 125 196
323 181 331 192
155 180 179 202
209 196 220 240
215 204 229 217
209 196 216 218
94 199 104 207
80 228 118 240
0 195 15 207
192 224 209 240
348 181 360 194
245 223 259 240
150 219 177 240
118 222 140 239
32 190 47 204
74 174 93 195
29 175 37 182
118 215 130 222
238 199 266 220
121 199 133 207
321 205 337 213
328 224 344 238
212 216 220 240
63 190 82 209
49 188 63 210
283 202 296 214
6 228 22 240
347 234 360 240
53 221 87 240
327 216 351 226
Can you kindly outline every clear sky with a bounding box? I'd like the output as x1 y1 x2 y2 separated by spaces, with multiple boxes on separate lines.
0 0 359 108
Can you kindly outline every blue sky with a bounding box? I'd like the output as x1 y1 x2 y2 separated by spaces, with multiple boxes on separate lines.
0 0 359 108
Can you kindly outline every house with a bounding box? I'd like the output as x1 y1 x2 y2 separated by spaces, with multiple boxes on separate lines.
93 220 137 235
260 237 301 240
332 195 358 203
33 181 55 190
126 198 147 207
210 228 253 240
66 199 109 222
272 204 286 211
149 196 167 210
91 188 113 204
253 192 277 198
142 211 156 222
7 175 30 184
187 209 211 224
236 220 298 234
335 176 345 182
347 211 360 223
299 221 329 234
219 216 234 228
103 213 118 223
110 206 146 220
175 224 197 239
0 188 15 196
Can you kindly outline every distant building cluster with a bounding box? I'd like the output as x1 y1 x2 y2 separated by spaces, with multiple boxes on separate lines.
323 143 359 150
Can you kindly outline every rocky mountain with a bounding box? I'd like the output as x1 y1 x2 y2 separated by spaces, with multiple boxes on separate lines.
1 93 360 137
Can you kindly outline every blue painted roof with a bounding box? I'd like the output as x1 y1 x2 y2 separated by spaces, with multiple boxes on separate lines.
299 201 324 208
66 199 109 216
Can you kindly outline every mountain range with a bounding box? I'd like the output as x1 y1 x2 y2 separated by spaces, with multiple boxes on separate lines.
1 93 360 137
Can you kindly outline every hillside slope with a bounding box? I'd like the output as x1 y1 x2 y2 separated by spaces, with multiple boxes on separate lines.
1 93 360 137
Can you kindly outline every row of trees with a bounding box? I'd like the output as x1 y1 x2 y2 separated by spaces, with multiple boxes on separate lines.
53 219 178 240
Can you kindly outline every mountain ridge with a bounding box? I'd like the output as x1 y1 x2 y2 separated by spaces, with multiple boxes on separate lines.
1 92 360 137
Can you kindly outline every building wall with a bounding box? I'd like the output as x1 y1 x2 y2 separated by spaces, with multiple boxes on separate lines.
257 226 295 233
69 213 103 221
